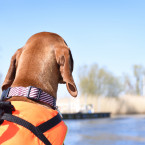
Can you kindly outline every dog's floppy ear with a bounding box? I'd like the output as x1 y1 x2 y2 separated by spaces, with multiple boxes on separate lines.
2 48 22 91
55 47 78 97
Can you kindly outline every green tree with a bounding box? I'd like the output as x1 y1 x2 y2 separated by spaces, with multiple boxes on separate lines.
122 73 134 95
79 64 98 95
133 65 145 95
122 65 145 96
79 64 123 97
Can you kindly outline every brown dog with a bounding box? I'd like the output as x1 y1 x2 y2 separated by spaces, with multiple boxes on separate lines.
2 32 77 102
0 32 78 145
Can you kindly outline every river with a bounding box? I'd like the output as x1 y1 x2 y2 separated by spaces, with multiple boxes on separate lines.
64 115 145 145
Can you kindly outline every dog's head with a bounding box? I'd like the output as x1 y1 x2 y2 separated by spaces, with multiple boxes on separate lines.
2 32 78 98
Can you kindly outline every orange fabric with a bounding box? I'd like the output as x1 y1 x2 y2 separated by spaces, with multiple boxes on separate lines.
0 101 67 145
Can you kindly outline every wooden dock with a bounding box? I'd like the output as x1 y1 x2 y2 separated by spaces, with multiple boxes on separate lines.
62 112 111 119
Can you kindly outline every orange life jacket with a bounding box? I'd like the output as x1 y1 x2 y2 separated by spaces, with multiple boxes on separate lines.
0 101 67 145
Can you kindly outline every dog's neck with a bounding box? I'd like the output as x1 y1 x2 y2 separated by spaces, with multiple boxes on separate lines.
11 48 60 98
11 73 59 98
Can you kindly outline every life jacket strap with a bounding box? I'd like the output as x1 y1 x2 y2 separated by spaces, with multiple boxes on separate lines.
1 113 62 145
37 113 62 133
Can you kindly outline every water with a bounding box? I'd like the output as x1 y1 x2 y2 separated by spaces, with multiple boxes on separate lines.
64 115 145 145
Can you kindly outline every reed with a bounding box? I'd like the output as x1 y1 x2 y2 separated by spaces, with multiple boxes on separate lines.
86 95 145 115
57 95 145 114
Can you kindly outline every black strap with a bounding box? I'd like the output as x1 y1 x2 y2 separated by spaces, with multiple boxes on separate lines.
1 113 62 145
37 113 62 133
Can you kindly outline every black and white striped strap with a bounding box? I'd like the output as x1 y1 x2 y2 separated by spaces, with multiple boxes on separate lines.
1 86 56 109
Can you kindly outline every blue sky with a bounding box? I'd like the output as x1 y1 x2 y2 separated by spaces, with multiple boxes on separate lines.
0 0 145 97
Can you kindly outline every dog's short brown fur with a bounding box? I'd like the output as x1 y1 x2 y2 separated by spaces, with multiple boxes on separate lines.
2 32 77 107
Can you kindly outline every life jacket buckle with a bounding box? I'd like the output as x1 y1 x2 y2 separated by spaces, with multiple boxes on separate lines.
0 87 11 100
0 101 15 115
0 101 15 124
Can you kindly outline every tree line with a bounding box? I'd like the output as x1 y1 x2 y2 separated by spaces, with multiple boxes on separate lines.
0 64 144 97
79 64 145 97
